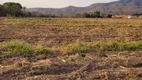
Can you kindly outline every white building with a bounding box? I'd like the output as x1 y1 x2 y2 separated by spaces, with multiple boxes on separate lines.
127 15 137 19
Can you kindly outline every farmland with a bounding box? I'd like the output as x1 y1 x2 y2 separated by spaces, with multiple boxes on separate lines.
0 17 142 80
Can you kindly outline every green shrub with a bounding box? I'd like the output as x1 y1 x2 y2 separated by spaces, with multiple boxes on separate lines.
62 42 91 55
34 45 53 55
1 41 32 55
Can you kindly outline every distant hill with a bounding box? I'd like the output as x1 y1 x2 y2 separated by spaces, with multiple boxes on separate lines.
27 0 142 15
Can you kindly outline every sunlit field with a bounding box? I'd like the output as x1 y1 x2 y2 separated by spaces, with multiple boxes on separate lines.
0 17 142 80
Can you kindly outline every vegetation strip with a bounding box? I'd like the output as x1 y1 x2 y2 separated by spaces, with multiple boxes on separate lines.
0 41 53 56
0 41 142 56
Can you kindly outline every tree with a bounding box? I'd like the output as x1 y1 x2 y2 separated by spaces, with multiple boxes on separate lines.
0 4 8 16
0 4 3 16
3 2 22 17
22 11 31 17
0 2 32 17
82 13 90 18
22 7 26 12
21 6 31 17
91 11 100 18
107 14 112 18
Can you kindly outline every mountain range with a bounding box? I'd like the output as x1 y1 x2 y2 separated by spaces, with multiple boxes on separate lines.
27 0 142 15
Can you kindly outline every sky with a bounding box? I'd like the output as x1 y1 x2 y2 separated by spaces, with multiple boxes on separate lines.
0 0 118 8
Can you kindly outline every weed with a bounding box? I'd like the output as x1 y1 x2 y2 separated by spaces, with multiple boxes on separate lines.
1 41 32 55
34 45 53 56
61 42 91 55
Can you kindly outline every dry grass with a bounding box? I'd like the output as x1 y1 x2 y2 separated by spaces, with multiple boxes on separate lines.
61 42 91 55
0 18 142 80
34 45 53 55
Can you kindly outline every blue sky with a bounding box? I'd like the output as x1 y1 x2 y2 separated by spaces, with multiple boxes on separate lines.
0 0 118 8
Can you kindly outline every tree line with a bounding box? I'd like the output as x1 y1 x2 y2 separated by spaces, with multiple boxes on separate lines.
65 11 112 18
0 2 112 18
0 2 56 17
0 2 29 17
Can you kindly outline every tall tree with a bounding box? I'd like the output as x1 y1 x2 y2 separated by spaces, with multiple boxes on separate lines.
0 4 3 16
0 4 7 16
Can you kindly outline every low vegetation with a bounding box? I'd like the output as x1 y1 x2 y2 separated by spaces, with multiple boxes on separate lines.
1 40 142 56
61 42 91 55
96 41 142 51
34 45 53 55
0 41 53 56
0 41 32 55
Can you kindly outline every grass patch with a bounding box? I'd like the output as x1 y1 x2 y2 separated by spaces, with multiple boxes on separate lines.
97 41 142 51
0 41 54 56
0 41 32 55
34 45 53 56
61 42 91 55
0 40 142 56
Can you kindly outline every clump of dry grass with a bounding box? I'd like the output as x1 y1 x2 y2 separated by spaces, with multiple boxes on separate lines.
34 45 53 56
32 59 52 67
61 42 91 55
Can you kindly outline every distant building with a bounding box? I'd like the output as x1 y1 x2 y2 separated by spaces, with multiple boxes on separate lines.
112 15 138 19
127 15 137 19
112 15 127 18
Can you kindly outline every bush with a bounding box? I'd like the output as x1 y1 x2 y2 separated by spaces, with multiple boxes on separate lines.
62 42 91 55
107 14 112 18
1 41 32 55
34 45 53 56
91 11 101 18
